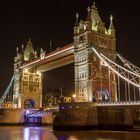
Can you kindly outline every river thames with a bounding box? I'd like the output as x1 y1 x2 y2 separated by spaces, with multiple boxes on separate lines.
0 126 140 140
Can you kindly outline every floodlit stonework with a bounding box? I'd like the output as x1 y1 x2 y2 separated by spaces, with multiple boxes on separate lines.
73 2 117 102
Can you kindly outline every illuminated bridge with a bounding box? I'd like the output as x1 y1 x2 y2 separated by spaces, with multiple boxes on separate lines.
1 44 140 108
0 2 140 122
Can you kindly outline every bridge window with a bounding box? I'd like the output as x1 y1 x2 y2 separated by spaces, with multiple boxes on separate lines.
84 88 87 92
79 72 81 78
29 86 33 92
23 76 27 81
82 56 84 61
95 37 98 42
104 40 107 45
24 88 29 92
79 36 84 43
94 56 97 61
101 38 104 44
82 72 84 78
34 89 37 92
29 76 33 82
80 57 82 62
35 78 39 82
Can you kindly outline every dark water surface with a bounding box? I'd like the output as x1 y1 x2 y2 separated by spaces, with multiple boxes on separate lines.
0 126 140 140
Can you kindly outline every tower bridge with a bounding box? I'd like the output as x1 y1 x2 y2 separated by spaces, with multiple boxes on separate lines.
1 2 140 109
11 2 117 108
0 3 140 127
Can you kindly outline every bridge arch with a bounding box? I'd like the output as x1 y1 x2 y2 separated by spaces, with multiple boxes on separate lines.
24 99 35 109
94 89 110 102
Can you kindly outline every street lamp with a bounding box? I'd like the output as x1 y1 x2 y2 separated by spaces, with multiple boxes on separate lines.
72 94 76 102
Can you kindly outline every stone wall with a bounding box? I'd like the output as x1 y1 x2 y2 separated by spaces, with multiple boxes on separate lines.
42 112 54 124
0 109 24 124
53 103 140 130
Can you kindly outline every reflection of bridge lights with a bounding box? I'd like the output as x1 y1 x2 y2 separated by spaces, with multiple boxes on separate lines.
23 127 40 140
67 135 79 140
24 128 29 140
59 136 65 140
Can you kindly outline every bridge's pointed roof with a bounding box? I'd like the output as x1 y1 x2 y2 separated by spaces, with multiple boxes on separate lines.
91 2 100 30
24 39 35 61
109 15 115 30
74 12 79 27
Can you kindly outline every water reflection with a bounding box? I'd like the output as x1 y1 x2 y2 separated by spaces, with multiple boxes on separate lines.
67 135 79 140
23 127 57 140
54 130 140 140
0 126 140 140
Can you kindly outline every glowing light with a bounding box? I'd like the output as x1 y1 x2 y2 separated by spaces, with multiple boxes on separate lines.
67 135 79 140
23 127 40 140
23 128 29 140
105 29 111 35
72 94 76 98
92 25 97 31
25 110 29 115
24 68 28 74
36 71 41 76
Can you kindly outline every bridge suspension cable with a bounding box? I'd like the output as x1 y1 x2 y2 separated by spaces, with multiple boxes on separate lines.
92 47 140 101
117 53 140 75
92 47 140 88
0 75 14 106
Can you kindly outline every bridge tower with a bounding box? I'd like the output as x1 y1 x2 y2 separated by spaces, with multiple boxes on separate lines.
73 3 117 102
13 39 42 108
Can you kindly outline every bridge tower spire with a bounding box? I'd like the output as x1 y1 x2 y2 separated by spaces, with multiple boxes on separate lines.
85 6 92 31
108 15 115 38
73 3 117 102
24 38 35 61
74 13 79 36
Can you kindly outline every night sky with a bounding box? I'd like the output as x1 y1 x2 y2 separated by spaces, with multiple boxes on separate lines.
0 0 140 96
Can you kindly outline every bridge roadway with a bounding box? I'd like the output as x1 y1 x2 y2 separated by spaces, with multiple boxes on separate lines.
20 44 74 72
